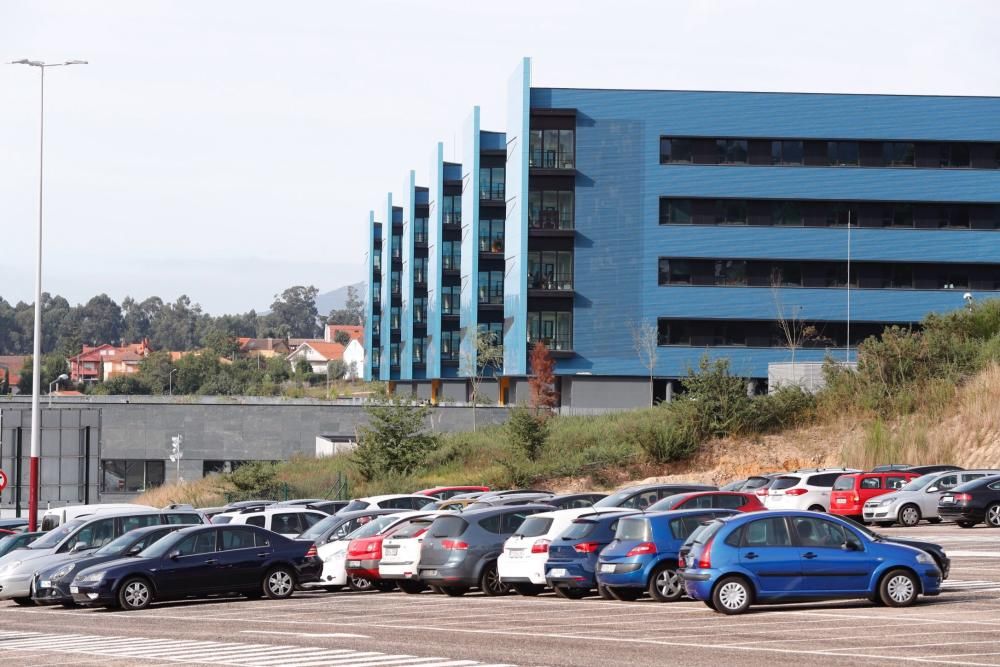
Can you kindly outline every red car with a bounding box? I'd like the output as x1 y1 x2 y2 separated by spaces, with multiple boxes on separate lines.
345 515 429 591
416 486 490 500
647 491 765 512
830 471 921 519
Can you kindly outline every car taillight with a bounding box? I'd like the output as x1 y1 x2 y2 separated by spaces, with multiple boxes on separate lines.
441 539 469 550
785 488 808 496
697 537 714 569
626 542 656 557
954 493 973 502
305 544 318 558
531 539 551 554
677 554 686 568
366 542 377 552
573 541 600 554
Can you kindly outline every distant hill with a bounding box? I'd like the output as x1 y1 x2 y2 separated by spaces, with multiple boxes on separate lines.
315 281 367 316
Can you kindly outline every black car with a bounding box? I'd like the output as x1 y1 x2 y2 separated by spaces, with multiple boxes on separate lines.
32 525 183 606
548 493 608 509
851 523 951 579
592 484 718 510
70 524 321 610
938 475 1000 528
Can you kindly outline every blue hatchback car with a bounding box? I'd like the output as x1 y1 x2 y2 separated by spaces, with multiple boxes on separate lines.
680 510 943 614
596 509 737 602
544 510 635 599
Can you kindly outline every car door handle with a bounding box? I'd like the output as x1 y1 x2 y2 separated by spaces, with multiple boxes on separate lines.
744 552 758 560
257 552 269 558
204 559 219 565
803 552 818 560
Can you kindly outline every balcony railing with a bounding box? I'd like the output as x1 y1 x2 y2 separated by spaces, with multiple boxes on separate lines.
480 184 505 201
529 210 574 230
443 213 461 226
529 333 573 351
478 287 503 305
530 150 575 170
529 271 573 291
479 236 504 253
414 272 427 285
442 255 460 271
414 232 427 244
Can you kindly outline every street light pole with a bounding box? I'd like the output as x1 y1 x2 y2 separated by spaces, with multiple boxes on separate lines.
9 58 88 531
47 373 69 409
169 368 178 396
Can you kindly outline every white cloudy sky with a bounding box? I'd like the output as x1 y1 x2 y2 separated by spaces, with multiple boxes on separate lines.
2 0 998 313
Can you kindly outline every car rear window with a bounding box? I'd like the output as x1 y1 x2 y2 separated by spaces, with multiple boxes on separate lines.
211 515 233 525
770 476 800 491
807 473 843 487
561 519 597 540
687 519 724 547
615 517 651 541
431 516 469 538
742 477 771 490
341 500 370 513
670 516 710 540
833 476 856 491
389 519 433 539
515 517 553 538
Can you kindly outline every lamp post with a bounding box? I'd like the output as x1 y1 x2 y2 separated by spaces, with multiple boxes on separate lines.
9 58 88 531
47 373 69 409
168 368 178 396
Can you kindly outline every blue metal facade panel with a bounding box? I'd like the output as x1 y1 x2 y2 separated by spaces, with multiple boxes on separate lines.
426 144 444 378
504 58 530 375
459 108 481 376
532 87 1000 379
378 204 391 382
400 172 415 380
364 211 377 381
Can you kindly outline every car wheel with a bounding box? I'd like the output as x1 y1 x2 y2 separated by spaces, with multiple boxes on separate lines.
322 585 343 593
957 520 978 528
597 584 614 600
703 599 716 609
348 575 374 592
512 583 544 596
986 504 1000 528
375 580 397 592
552 585 588 600
610 587 643 601
711 576 752 615
927 517 943 524
479 562 510 596
648 565 683 602
117 577 153 611
263 567 296 600
807 504 826 513
11 597 34 607
899 504 921 527
397 580 427 595
879 569 918 607
440 585 468 597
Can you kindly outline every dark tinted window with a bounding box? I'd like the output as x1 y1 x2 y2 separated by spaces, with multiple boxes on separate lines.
271 513 303 534
175 531 217 556
166 513 202 525
220 528 257 550
988 481 1000 491
341 500 370 513
770 477 800 491
65 518 116 551
682 495 714 509
860 477 882 490
716 494 746 510
389 519 432 539
619 490 659 510
500 511 533 534
122 514 162 532
833 476 856 491
561 520 597 540
743 518 791 547
245 515 265 528
432 516 469 538
616 517 651 541
688 519 725 547
515 517 553 538
669 515 714 540
211 515 233 525
886 476 909 489
807 473 843 487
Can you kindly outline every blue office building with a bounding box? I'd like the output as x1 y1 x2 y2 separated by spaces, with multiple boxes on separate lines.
366 58 1000 409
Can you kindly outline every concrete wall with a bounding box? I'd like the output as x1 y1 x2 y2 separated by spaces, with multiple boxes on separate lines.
561 376 652 411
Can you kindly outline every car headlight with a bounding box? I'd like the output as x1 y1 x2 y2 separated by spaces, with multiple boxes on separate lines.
52 563 75 580
878 498 896 507
916 553 934 565
74 571 106 584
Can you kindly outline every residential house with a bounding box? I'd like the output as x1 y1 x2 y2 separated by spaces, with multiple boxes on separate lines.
69 340 152 383
0 355 29 393
286 341 350 375
325 324 364 344
237 338 291 359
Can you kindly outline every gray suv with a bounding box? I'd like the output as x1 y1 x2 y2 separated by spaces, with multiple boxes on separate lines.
418 505 551 597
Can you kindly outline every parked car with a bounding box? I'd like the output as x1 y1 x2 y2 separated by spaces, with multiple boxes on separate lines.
544 511 636 599
829 471 921 520
762 469 860 512
221 500 276 511
905 465 964 475
275 499 349 515
299 509 403 547
420 498 479 512
40 504 158 532
0 533 43 560
597 509 738 602
497 508 601 595
938 475 1000 528
339 494 437 513
871 464 913 472
316 514 410 592
379 516 438 593
69 524 322 610
720 479 750 491
32 524 184 607
0 519 28 532
416 486 491 501
593 484 717 510
477 489 553 499
648 492 765 513
344 512 433 591
679 511 942 614
464 493 555 510
863 469 1000 527
418 505 552 596
850 523 951 579
0 508 206 605
211 506 328 537
547 493 608 509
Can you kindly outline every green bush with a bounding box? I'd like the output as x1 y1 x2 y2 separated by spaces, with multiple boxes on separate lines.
623 401 702 464
748 385 816 433
353 397 438 481
682 356 753 436
506 407 549 462
227 461 285 500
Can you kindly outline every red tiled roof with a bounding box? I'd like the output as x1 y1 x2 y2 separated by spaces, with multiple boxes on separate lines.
0 355 29 386
294 341 347 361
326 325 364 343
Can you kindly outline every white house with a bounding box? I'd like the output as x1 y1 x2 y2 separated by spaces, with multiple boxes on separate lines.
342 339 365 380
286 339 365 380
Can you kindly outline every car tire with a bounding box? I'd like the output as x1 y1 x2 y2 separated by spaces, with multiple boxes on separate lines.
807 505 826 513
609 587 643 601
348 575 374 592
512 583 544 596
711 576 752 615
375 580 397 592
956 520 978 528
263 566 296 600
899 504 921 527
879 569 918 607
986 504 1000 528
648 565 684 602
397 580 427 595
440 585 468 597
703 599 716 609
117 577 153 611
552 585 588 600
927 517 943 524
479 562 510 596
597 584 614 600
11 597 34 607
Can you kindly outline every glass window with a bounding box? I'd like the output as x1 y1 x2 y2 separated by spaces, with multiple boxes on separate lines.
887 476 909 490
616 517 652 540
413 257 428 285
443 195 462 225
65 518 116 551
529 190 574 229
478 271 503 304
716 494 747 510
659 199 692 224
391 235 402 259
271 513 303 535
442 241 460 270
175 531 217 556
860 477 882 490
558 129 575 169
122 514 161 532
772 140 804 165
661 138 693 163
827 141 859 166
714 260 746 286
101 460 165 493
166 513 202 525
413 217 428 243
528 251 573 289
479 167 505 200
245 515 265 527
413 297 427 324
742 517 791 547
715 200 747 224
791 517 849 548
716 139 748 164
221 527 257 550
478 219 504 253
774 202 801 226
884 142 916 166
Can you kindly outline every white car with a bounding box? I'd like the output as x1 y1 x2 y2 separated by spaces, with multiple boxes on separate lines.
863 469 1000 526
211 507 327 538
339 495 435 513
378 515 440 593
317 512 426 591
497 508 607 594
763 468 860 512
40 503 158 532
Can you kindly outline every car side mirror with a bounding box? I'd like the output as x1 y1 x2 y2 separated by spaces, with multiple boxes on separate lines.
127 545 144 556
841 540 860 551
70 542 89 554
168 550 182 560
926 486 938 493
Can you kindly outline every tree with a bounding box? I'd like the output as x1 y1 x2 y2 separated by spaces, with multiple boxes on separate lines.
264 355 291 383
122 296 163 344
138 350 175 394
325 284 365 326
528 341 558 412
295 358 312 376
507 406 548 462
629 319 659 407
151 296 201 351
268 285 320 338
327 359 347 381
353 397 438 481
17 354 69 394
462 330 504 431
333 329 351 346
203 329 240 359
79 294 124 346
95 374 152 395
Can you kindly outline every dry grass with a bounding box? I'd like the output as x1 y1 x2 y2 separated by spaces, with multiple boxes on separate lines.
134 475 230 508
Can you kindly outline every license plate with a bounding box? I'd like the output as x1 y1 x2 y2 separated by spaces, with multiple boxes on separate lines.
549 568 568 578
941 495 954 504
599 563 615 573
424 569 438 577
70 586 79 594
508 549 526 559
384 547 398 556
347 560 361 567
39 580 51 589
836 498 846 504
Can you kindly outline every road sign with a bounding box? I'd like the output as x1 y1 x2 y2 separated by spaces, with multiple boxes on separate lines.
0 470 7 492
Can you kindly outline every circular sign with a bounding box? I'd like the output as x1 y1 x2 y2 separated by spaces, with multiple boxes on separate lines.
0 470 7 492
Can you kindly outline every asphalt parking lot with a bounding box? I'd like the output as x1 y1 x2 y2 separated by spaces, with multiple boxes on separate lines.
1 523 999 667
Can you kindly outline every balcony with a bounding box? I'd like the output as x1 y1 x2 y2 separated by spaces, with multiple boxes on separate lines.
478 287 503 306
530 149 575 170
529 271 573 292
479 236 504 254
529 210 574 231
442 256 461 272
443 213 462 227
414 271 427 287
528 333 573 353
480 183 505 202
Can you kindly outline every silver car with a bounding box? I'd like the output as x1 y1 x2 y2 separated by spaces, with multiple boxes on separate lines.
863 469 1000 526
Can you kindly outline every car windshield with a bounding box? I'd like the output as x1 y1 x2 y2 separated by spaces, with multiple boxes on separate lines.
94 531 144 556
29 519 85 549
347 515 398 539
299 514 343 540
514 517 553 538
137 531 186 559
649 494 684 511
593 490 637 508
833 476 856 491
341 500 371 513
898 475 938 492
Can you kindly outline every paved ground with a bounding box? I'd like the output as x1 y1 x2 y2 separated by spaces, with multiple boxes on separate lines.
1 523 1000 666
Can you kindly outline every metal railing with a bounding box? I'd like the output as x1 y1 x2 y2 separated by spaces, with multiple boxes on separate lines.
480 183 505 201
529 334 572 351
529 271 573 290
529 211 574 230
530 150 575 169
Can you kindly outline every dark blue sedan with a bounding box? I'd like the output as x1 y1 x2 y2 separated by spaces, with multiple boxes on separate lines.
544 510 636 599
70 524 321 610
596 509 737 601
680 510 943 614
